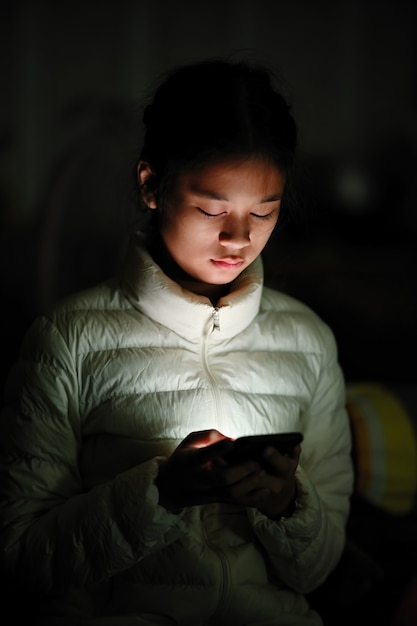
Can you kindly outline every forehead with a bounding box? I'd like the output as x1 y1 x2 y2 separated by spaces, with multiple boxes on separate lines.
177 158 286 197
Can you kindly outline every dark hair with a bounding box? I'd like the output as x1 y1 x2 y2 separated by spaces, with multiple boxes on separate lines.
136 59 297 228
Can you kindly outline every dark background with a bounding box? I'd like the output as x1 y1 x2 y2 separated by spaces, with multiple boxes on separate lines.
1 0 416 388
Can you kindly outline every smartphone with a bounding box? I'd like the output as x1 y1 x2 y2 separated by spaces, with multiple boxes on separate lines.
221 432 303 466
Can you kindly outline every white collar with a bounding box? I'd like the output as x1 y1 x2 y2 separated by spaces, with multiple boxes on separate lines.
121 233 264 341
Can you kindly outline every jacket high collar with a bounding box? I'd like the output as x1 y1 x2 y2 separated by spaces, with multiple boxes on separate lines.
121 232 264 341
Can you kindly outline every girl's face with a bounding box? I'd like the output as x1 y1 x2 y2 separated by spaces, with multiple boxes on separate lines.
143 158 286 299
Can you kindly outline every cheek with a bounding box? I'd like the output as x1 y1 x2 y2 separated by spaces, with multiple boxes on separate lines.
176 217 218 242
252 221 277 244
161 216 210 254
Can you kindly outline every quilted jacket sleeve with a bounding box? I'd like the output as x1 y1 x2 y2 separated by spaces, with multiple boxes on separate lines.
246 325 354 594
0 315 184 594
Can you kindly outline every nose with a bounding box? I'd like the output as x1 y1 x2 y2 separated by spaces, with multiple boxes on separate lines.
219 216 250 248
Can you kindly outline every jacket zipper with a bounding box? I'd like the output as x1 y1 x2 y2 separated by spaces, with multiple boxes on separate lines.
202 308 232 618
212 306 220 331
201 307 223 432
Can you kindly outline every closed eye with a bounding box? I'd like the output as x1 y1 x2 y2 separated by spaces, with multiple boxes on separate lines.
197 207 278 220
197 208 224 218
250 210 277 220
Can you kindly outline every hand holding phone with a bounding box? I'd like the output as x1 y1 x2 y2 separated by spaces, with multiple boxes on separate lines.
220 432 303 467
213 432 302 518
156 430 303 513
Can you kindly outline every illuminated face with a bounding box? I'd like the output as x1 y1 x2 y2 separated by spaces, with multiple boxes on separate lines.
157 158 286 293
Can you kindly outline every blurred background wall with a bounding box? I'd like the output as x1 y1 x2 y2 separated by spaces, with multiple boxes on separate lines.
1 0 416 387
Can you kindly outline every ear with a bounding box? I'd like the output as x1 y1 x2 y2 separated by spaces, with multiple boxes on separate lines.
137 161 158 209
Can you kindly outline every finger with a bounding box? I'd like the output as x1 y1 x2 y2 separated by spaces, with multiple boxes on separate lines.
262 446 299 473
193 438 234 464
180 430 216 447
222 460 261 486
227 466 272 497
181 429 232 452
285 443 301 460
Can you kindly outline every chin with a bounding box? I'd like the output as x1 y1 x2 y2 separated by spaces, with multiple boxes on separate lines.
209 275 240 287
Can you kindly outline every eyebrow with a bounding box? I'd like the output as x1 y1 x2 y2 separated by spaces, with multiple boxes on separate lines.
189 186 283 203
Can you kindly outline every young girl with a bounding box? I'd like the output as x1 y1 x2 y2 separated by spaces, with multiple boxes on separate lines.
0 59 353 625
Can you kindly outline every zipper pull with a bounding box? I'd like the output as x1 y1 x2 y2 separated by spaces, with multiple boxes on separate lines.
212 307 220 331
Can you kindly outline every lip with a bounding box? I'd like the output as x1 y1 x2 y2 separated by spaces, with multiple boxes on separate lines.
211 258 245 269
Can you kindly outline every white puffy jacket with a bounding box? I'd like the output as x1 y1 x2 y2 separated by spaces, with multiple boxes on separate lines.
0 234 353 625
